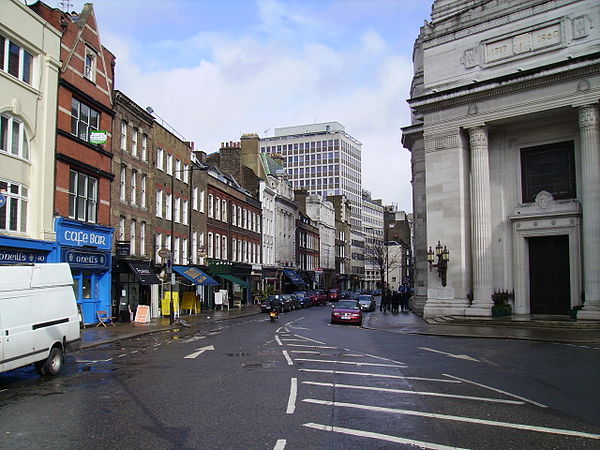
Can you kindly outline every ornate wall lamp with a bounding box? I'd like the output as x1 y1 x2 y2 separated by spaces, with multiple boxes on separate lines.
427 241 450 287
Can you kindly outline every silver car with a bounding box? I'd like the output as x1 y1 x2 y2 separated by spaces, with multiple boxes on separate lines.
357 294 376 312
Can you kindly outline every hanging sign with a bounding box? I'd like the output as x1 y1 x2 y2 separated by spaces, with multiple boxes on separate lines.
89 130 108 145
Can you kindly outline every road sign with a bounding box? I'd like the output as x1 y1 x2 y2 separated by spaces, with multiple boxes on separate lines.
0 194 6 208
158 248 170 258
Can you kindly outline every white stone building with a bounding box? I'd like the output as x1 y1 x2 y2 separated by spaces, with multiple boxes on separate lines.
0 0 60 260
402 0 600 320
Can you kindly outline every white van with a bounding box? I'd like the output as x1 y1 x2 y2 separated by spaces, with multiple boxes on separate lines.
0 263 81 376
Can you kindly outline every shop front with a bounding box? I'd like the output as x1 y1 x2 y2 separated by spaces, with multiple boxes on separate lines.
0 235 58 265
55 218 113 325
112 257 161 322
170 265 219 313
282 269 306 293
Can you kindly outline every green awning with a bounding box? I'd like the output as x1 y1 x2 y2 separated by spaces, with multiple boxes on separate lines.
218 274 249 288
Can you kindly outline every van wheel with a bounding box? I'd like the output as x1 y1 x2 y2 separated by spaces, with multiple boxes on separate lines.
35 347 64 376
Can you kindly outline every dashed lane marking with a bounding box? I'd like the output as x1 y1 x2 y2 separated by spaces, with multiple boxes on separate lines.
443 374 547 408
294 359 406 368
302 381 524 405
303 399 600 440
285 344 337 349
303 422 468 450
273 439 286 450
290 350 321 354
420 347 480 362
298 369 461 383
275 336 283 346
286 378 297 414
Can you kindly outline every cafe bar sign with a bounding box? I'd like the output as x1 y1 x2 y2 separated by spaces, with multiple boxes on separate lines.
55 218 113 251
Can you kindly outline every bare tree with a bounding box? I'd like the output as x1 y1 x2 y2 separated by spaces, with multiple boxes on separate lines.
364 240 402 291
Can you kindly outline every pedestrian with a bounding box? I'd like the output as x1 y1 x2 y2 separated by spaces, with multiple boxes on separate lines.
391 291 400 314
401 285 410 312
380 289 390 312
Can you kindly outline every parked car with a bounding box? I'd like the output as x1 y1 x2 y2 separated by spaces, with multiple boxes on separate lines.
330 300 363 325
349 291 361 300
373 289 382 296
289 294 302 310
328 288 339 301
280 294 295 312
261 295 283 313
297 296 312 308
357 294 376 312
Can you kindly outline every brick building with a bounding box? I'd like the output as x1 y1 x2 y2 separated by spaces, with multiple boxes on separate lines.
31 2 115 325
110 91 160 321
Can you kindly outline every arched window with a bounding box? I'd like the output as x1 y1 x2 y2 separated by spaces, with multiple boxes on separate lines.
0 114 29 160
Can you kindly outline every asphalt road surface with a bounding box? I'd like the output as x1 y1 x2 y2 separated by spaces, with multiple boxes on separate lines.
1 304 599 449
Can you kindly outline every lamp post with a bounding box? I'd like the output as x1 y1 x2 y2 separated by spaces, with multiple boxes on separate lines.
168 161 209 324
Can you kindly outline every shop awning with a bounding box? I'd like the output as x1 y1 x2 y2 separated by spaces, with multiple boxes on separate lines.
127 261 161 285
283 270 306 286
218 274 250 288
173 266 219 286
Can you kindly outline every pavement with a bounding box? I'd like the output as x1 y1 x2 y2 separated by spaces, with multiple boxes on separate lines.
80 303 600 350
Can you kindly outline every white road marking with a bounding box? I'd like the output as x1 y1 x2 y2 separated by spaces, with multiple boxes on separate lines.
303 399 600 440
443 374 547 408
275 336 283 346
293 334 325 344
359 352 405 365
289 326 310 330
286 378 297 414
341 353 364 357
130 350 138 354
420 347 480 362
184 345 215 359
273 439 286 450
290 350 321 354
285 317 306 326
281 338 309 342
303 422 467 450
302 381 524 405
206 331 221 336
298 369 461 383
286 344 336 349
294 358 405 368
181 335 206 343
282 350 294 366
275 326 284 333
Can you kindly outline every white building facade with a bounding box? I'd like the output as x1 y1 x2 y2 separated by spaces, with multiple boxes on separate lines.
402 0 600 320
0 0 61 262
260 122 365 285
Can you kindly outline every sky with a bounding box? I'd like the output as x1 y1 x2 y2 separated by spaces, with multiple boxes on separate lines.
64 0 433 213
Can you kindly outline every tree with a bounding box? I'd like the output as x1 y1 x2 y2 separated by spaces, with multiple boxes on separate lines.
364 239 403 291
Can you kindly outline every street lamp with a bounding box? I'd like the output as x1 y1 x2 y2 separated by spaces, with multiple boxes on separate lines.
427 241 450 287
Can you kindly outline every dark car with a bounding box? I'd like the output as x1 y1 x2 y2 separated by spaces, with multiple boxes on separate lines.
298 296 312 308
289 294 302 310
331 300 363 325
261 295 283 313
357 294 376 312
279 294 295 312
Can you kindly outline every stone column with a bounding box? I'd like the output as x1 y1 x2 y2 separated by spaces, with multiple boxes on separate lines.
466 126 493 315
578 104 600 320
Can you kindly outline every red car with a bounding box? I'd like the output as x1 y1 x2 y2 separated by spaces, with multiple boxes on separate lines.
308 291 327 306
331 300 363 325
328 289 339 301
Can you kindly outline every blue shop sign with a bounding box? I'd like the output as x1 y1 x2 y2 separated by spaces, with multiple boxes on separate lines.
63 249 110 270
55 218 113 250
0 248 47 264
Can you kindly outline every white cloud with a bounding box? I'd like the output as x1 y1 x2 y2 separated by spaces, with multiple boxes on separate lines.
100 1 416 212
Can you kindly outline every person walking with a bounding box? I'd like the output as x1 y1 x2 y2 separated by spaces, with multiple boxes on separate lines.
400 285 410 312
391 290 400 314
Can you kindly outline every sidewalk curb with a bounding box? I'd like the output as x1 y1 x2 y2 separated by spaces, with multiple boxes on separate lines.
80 309 263 350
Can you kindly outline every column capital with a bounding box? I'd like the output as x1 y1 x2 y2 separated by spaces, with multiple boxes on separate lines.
578 104 599 129
468 126 488 147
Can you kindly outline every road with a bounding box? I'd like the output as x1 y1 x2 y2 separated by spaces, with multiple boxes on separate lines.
1 303 599 449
